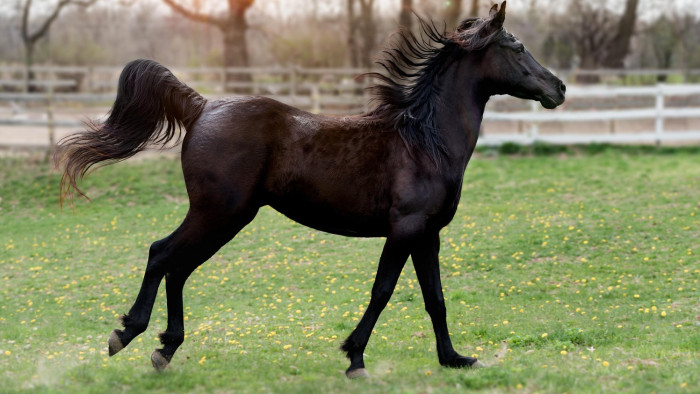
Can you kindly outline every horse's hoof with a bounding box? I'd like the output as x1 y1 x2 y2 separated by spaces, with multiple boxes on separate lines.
346 368 370 379
108 330 124 356
151 350 170 371
471 360 485 369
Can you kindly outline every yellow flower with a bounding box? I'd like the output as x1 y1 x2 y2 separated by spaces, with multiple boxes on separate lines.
541 333 548 338
602 361 610 367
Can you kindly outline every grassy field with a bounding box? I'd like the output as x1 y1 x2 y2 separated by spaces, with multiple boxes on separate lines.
0 150 698 393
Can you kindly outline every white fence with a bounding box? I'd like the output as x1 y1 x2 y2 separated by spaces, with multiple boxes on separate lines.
2 65 700 148
481 84 700 146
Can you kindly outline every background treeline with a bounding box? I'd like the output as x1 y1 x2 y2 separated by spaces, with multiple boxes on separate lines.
0 0 699 71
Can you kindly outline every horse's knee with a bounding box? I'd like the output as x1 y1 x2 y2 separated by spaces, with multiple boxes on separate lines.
425 300 446 318
423 291 447 319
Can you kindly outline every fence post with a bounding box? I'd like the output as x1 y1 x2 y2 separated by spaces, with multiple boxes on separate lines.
290 66 297 102
86 66 93 93
221 66 227 93
22 65 29 94
655 84 665 146
311 84 321 114
530 100 539 144
45 64 56 161
253 68 260 95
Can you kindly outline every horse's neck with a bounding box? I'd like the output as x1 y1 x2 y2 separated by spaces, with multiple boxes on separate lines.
436 63 489 172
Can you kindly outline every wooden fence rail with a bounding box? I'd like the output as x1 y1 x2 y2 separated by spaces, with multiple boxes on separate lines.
481 84 700 145
3 65 700 95
2 66 700 148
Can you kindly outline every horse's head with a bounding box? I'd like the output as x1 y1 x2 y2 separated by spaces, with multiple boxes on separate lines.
455 1 565 109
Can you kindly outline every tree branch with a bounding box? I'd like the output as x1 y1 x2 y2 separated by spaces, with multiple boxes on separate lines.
27 0 70 43
163 0 226 28
228 0 254 16
20 0 32 43
68 0 98 6
24 0 99 44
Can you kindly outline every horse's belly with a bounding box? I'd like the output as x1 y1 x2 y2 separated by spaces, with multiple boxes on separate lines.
267 192 391 238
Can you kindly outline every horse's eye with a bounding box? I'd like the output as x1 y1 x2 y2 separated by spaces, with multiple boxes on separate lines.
516 45 525 53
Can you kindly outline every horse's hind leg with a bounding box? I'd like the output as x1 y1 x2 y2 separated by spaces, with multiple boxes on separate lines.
108 235 171 356
108 206 258 360
150 207 258 370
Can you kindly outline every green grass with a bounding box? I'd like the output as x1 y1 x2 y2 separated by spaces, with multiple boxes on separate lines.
1 151 698 393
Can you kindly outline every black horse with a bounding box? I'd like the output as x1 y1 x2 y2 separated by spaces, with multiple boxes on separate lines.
56 2 564 378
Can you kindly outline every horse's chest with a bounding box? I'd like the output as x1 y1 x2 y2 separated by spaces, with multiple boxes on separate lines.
426 179 464 228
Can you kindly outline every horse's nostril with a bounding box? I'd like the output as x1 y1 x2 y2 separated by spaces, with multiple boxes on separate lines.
560 82 567 94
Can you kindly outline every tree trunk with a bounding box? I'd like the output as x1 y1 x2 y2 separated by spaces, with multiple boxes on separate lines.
602 0 639 68
163 0 254 92
222 18 250 91
20 0 98 92
469 0 479 16
358 0 375 69
577 54 600 84
24 42 35 92
347 0 359 67
399 0 412 30
445 0 462 30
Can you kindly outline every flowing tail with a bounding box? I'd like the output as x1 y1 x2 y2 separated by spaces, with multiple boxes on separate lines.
55 59 207 201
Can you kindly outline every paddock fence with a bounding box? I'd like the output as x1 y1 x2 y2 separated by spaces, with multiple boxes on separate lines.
2 65 700 149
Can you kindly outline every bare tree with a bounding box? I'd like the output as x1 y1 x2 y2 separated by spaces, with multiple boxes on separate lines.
563 1 614 70
163 0 254 90
358 0 376 69
20 0 97 91
468 0 479 16
444 0 482 30
347 0 376 69
671 13 700 75
639 11 696 81
560 0 640 81
399 0 412 30
444 0 461 29
602 0 639 68
347 0 359 67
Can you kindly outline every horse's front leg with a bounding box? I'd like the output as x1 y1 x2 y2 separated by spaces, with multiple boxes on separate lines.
411 232 483 369
341 233 412 378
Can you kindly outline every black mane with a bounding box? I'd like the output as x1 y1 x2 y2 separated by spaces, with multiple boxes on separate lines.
366 15 505 164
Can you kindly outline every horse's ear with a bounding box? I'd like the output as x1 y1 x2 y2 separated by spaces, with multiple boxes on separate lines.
489 3 499 17
488 1 506 30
